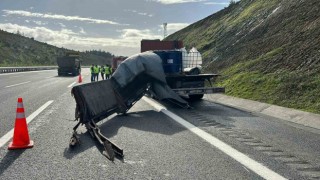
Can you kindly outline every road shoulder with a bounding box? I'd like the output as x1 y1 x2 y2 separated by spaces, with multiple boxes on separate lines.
205 94 320 130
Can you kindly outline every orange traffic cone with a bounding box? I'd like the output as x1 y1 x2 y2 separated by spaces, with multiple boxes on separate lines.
8 97 34 150
78 74 82 83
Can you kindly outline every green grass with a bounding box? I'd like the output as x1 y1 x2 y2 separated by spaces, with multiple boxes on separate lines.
217 67 320 114
158 0 320 114
214 45 320 114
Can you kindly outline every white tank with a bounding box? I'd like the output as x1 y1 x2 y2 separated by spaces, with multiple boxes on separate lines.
189 47 202 68
180 47 188 69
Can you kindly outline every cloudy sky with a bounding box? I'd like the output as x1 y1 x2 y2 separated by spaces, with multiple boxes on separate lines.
0 0 236 56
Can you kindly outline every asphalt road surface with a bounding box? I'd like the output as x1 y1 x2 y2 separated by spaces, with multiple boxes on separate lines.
0 69 319 179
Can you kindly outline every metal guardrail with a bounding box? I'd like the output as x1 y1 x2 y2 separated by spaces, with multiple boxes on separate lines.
0 66 57 74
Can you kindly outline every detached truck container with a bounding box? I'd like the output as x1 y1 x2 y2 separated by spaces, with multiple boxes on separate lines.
141 39 225 100
57 52 81 76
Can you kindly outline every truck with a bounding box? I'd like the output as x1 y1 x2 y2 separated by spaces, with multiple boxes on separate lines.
141 39 225 100
57 52 81 76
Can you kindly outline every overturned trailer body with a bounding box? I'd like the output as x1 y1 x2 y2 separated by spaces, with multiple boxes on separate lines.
70 52 188 160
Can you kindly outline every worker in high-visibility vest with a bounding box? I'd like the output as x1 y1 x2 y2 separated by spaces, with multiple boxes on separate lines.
90 64 95 82
94 65 100 81
105 64 112 79
100 65 105 80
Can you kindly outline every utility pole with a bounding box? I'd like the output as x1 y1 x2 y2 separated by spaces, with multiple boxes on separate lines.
163 23 167 39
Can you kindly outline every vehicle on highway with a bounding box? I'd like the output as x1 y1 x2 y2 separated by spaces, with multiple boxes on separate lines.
57 52 81 76
141 39 225 100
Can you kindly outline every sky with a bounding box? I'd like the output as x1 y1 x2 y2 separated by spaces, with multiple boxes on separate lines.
0 0 237 56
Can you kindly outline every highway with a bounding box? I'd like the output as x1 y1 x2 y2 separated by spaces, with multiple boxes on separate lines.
0 69 319 179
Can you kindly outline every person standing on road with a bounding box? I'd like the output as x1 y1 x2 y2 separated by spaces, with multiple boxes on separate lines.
105 64 111 79
100 65 105 80
110 65 113 75
94 64 100 81
90 64 95 82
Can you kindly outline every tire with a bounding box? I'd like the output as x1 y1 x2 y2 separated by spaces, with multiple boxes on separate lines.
188 94 204 100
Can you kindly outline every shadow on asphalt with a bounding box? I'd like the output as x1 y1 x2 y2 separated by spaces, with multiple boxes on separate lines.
62 99 257 160
0 149 26 174
63 130 124 162
54 75 77 78
99 110 186 137
161 98 257 128
63 110 185 161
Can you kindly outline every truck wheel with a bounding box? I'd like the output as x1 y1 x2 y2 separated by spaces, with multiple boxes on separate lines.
188 94 204 100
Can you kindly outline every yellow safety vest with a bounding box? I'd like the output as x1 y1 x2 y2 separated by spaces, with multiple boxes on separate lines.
94 66 100 73
105 67 111 75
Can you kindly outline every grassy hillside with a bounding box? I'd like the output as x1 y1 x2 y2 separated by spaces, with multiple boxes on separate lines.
0 30 114 66
0 29 65 66
166 0 320 114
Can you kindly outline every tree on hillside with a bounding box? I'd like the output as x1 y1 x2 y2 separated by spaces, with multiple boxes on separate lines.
229 0 236 5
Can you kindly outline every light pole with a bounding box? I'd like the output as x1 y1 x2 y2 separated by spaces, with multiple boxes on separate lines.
163 23 167 39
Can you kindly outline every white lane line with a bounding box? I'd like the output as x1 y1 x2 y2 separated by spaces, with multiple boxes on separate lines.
68 75 85 88
11 75 23 78
68 82 77 88
0 100 54 148
142 97 287 180
5 81 31 88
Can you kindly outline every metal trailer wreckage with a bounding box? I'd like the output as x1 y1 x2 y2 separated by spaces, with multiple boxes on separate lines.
141 39 225 100
70 52 189 161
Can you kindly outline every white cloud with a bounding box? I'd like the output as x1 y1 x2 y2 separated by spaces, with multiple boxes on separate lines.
159 23 189 35
121 29 160 39
58 23 66 28
0 23 78 42
33 20 47 26
3 10 123 25
150 0 206 4
125 9 154 17
166 23 189 31
203 2 228 5
79 27 86 34
0 23 161 56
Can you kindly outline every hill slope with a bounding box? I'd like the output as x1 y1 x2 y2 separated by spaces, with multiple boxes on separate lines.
0 30 114 66
166 0 320 113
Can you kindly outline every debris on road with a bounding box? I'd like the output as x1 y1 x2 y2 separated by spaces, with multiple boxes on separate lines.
70 52 188 160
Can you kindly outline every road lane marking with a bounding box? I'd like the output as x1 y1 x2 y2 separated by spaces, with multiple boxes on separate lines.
5 81 31 88
68 75 85 88
10 75 23 78
142 97 287 180
0 100 54 148
68 82 77 88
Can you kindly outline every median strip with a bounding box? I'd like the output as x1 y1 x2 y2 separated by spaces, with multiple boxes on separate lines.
0 100 54 148
142 96 287 180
